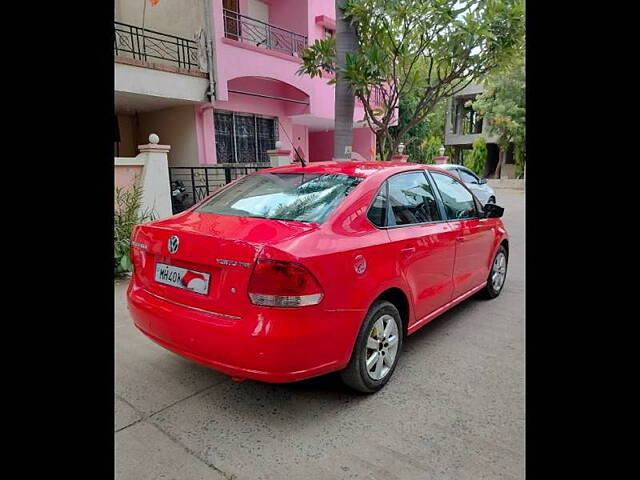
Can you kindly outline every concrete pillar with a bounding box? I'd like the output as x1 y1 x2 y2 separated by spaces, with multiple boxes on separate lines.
138 134 173 219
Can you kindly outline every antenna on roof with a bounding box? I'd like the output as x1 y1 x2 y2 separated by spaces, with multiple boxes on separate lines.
278 124 307 167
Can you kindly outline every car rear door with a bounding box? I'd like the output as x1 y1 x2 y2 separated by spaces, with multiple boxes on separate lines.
381 171 457 324
429 170 495 298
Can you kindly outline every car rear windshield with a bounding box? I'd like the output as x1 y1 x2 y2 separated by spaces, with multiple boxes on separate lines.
195 172 363 223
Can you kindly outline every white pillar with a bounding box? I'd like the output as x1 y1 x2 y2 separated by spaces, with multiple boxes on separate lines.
138 134 173 219
267 141 292 167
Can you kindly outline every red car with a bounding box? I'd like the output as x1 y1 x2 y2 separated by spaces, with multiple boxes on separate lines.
127 161 508 393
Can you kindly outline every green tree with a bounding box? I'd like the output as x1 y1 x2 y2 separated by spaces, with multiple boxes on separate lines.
465 136 488 175
298 0 525 161
471 56 525 177
389 95 447 163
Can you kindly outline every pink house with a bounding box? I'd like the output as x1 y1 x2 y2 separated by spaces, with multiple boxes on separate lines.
115 0 388 169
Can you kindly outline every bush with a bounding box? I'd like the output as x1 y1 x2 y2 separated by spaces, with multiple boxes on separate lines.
465 136 487 176
114 180 155 276
419 136 443 164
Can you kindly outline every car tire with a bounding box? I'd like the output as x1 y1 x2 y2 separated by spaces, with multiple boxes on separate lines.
340 300 403 393
487 196 496 204
479 245 508 299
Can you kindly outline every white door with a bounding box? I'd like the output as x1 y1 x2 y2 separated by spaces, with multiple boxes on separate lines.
248 0 269 23
248 0 270 47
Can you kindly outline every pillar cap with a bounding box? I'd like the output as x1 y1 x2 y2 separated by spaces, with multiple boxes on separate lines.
267 149 291 156
138 143 171 154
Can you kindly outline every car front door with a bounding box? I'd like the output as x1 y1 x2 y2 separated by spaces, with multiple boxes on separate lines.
382 171 458 325
429 170 495 298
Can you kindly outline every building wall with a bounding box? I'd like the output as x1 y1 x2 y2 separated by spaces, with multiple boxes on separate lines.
268 0 308 37
115 164 144 191
308 0 336 43
115 0 203 39
136 106 200 167
308 127 376 162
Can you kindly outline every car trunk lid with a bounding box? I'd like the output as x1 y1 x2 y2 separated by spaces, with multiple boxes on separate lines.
131 212 318 316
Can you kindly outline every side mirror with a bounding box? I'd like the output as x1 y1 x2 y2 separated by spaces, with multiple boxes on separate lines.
483 203 504 218
478 177 488 184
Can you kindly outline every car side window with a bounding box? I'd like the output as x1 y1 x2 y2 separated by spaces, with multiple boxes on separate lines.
430 171 477 220
458 168 479 184
367 183 389 227
387 171 442 226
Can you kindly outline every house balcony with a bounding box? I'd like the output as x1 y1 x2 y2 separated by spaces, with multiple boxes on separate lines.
114 21 205 73
114 21 209 111
222 9 308 59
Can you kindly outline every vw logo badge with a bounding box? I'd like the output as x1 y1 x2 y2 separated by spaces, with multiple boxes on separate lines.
167 235 179 254
354 254 367 274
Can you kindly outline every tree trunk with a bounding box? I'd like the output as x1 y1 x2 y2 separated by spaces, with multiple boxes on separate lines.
495 148 506 179
333 0 358 161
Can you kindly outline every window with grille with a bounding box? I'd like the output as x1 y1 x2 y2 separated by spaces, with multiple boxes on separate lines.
214 111 278 163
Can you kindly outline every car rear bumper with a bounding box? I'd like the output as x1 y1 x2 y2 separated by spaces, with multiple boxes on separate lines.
126 279 364 383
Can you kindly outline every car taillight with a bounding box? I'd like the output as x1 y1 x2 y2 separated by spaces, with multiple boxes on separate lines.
248 259 324 307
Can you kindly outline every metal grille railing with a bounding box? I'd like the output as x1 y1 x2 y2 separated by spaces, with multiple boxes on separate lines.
114 21 200 70
223 9 307 57
169 165 270 214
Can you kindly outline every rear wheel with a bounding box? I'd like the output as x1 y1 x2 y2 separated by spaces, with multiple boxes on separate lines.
480 245 508 299
340 300 403 393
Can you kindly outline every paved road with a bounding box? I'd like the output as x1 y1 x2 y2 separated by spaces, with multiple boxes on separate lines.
116 189 524 480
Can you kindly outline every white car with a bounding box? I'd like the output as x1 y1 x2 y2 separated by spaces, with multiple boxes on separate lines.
432 164 496 205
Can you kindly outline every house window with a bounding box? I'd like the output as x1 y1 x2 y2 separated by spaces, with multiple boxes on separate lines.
461 101 482 135
324 28 335 39
214 111 278 163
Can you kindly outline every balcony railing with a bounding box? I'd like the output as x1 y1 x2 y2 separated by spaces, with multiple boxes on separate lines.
114 21 200 71
223 9 307 57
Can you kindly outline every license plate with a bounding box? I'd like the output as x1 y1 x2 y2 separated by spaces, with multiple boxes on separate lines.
154 263 211 295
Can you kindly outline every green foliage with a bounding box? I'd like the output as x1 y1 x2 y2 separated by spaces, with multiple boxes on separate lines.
298 0 525 160
390 95 447 163
466 136 488 175
420 136 444 164
114 180 155 276
514 143 525 178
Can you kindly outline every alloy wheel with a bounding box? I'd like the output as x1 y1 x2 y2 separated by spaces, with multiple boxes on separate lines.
491 252 507 291
365 314 399 380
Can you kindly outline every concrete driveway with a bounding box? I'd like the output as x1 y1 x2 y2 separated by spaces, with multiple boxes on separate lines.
116 189 524 480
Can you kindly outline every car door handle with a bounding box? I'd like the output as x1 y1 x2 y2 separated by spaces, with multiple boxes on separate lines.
400 246 416 255
456 237 465 242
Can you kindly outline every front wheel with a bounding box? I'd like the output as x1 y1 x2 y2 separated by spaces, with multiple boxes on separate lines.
479 245 508 299
487 196 496 204
340 300 403 393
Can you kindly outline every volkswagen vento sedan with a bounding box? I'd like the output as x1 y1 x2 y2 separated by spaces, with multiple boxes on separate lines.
128 161 508 393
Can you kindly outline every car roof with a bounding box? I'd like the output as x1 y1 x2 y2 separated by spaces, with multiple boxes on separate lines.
255 161 449 179
430 163 459 170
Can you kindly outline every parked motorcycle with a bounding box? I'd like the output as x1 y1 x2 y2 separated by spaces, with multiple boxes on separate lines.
171 180 189 214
